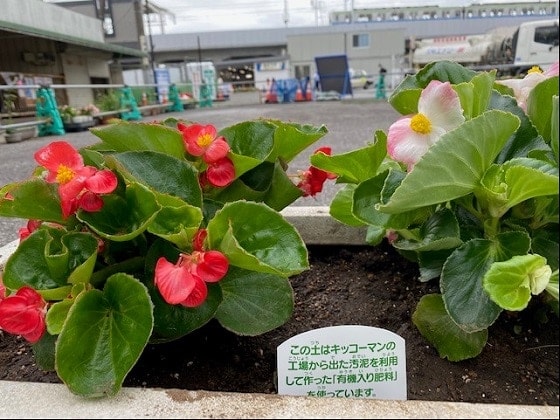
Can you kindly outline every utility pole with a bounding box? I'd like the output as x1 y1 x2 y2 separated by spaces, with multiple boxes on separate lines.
144 0 157 86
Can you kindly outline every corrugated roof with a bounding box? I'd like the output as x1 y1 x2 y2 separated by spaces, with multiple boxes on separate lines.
0 20 146 58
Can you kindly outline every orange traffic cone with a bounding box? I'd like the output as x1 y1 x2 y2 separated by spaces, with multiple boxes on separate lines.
305 84 313 101
295 86 304 102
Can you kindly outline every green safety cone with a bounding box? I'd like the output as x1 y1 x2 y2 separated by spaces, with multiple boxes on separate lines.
35 85 65 136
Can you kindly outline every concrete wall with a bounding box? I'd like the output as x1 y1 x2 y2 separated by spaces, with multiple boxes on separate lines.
3 0 104 43
287 28 406 78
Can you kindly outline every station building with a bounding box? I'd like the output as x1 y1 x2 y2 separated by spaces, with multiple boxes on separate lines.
1 0 557 111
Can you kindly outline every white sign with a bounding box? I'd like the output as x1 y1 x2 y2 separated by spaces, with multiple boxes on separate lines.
277 325 407 400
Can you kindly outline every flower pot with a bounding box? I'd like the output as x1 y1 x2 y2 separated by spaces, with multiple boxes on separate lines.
0 208 557 417
4 127 35 143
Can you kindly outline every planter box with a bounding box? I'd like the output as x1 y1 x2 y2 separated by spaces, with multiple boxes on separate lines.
63 118 95 132
4 127 36 143
0 207 557 419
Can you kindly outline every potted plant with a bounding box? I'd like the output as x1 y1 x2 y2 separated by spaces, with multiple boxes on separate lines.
311 60 559 361
1 91 36 143
58 105 78 124
0 118 334 398
94 90 122 124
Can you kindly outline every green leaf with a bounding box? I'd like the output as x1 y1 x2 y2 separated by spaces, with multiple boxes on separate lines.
207 201 308 276
329 185 367 227
109 151 202 207
453 70 496 119
78 182 160 241
379 110 520 213
31 332 57 372
270 120 329 163
222 120 327 175
211 161 303 211
3 228 98 295
0 179 65 223
412 294 488 362
147 194 203 250
545 270 559 301
310 134 387 184
56 273 153 397
551 96 559 164
526 76 559 143
46 298 75 335
501 159 559 209
490 91 547 163
215 266 294 335
392 208 463 252
89 122 185 159
483 254 552 311
441 231 531 333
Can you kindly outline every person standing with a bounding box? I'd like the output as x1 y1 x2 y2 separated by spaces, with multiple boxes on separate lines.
376 64 387 99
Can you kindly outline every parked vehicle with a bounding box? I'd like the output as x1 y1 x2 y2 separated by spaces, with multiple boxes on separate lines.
411 18 559 75
349 69 374 89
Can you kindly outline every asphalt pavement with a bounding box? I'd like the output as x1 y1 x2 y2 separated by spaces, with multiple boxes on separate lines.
0 90 399 246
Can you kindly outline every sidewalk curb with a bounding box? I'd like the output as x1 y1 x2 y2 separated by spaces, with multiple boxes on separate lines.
0 207 558 419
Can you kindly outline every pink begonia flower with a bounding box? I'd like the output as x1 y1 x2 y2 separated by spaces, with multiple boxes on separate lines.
497 61 559 112
387 80 465 171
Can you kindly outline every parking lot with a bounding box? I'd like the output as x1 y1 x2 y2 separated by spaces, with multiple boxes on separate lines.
0 92 400 245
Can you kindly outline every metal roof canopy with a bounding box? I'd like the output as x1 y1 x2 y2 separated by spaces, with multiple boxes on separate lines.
0 20 146 59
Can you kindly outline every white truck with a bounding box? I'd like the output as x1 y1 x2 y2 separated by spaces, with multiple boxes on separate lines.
411 19 559 75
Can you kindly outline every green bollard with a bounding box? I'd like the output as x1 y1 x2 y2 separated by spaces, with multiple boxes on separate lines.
167 83 184 112
119 86 142 121
36 85 65 136
199 83 213 108
375 74 386 100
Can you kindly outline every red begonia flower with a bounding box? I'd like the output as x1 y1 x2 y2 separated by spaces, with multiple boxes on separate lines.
205 157 236 187
34 141 118 218
192 229 208 252
178 123 230 163
297 147 336 197
0 286 47 344
154 249 228 308
18 220 42 242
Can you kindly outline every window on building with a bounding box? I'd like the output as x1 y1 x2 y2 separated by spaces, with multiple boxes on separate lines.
352 33 370 48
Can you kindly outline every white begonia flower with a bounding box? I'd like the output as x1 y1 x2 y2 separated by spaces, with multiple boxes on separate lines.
498 61 559 112
387 80 465 171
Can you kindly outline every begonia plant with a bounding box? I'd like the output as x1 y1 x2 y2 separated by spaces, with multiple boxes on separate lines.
0 117 334 397
311 60 559 362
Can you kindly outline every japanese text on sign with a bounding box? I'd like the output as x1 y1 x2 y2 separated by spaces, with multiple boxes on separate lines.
277 325 407 400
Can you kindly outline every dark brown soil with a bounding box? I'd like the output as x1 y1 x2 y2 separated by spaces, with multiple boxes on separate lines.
1 242 558 406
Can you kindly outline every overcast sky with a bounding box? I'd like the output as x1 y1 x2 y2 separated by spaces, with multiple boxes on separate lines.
45 1 549 35
147 0 508 34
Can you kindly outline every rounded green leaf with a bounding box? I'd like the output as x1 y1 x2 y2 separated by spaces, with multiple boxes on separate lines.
56 273 153 397
207 201 308 276
483 254 552 311
78 182 160 241
441 231 530 333
90 122 185 158
215 266 294 336
0 179 65 223
3 228 98 294
412 294 488 362
109 151 202 207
